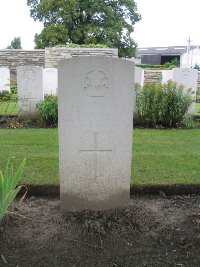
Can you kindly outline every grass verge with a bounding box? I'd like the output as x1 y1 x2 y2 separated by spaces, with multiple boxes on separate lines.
0 128 199 185
132 129 200 185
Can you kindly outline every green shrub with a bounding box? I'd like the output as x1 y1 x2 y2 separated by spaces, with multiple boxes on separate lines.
194 64 200 71
0 158 26 221
0 90 11 101
10 83 17 95
37 95 58 127
163 62 177 69
135 64 176 70
55 43 108 48
136 58 180 70
135 64 164 70
160 81 193 127
135 83 163 127
179 117 196 129
135 80 193 128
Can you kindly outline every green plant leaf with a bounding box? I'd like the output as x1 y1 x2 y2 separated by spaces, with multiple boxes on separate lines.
0 158 26 221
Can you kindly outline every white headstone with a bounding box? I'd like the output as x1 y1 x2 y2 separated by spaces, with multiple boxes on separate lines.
162 70 173 84
173 68 198 114
58 57 134 212
0 67 10 93
134 66 144 86
17 66 44 117
43 68 58 95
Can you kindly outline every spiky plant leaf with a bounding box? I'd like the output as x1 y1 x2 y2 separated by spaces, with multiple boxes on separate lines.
0 159 26 221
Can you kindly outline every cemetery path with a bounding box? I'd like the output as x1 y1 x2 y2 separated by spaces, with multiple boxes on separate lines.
0 195 200 267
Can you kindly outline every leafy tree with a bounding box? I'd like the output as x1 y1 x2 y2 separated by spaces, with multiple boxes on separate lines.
27 0 141 57
7 37 22 49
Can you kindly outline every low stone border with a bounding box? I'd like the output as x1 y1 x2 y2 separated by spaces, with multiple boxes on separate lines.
18 184 200 198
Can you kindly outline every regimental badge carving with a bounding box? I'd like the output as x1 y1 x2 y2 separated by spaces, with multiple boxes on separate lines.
23 69 35 81
182 69 190 80
84 69 109 97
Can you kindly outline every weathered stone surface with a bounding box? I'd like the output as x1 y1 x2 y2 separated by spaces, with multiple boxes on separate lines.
162 70 173 83
144 70 162 84
45 48 118 68
58 57 134 212
0 67 10 92
17 66 44 117
43 68 58 95
173 68 198 92
173 68 198 114
135 66 144 86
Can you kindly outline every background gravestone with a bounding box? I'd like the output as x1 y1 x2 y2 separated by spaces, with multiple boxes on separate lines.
162 70 173 84
133 66 144 117
173 68 198 114
134 66 144 87
0 67 10 93
17 66 44 117
58 57 134 212
43 68 58 95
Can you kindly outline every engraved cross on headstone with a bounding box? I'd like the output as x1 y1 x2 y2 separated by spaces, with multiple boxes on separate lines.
79 132 112 180
24 92 37 113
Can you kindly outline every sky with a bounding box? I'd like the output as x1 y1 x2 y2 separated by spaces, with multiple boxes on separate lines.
134 0 200 48
0 0 200 49
0 0 43 49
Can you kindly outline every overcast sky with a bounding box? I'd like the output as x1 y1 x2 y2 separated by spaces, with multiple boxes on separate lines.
0 0 43 49
0 0 199 49
134 0 200 48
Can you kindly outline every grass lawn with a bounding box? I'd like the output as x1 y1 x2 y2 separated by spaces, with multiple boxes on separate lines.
132 129 200 185
0 128 200 185
0 129 59 185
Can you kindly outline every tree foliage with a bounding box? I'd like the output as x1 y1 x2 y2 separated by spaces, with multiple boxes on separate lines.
7 37 22 49
27 0 141 57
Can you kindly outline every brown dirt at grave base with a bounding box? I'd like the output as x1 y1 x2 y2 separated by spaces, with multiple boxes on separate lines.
0 195 200 267
0 117 41 129
18 184 200 198
0 117 56 129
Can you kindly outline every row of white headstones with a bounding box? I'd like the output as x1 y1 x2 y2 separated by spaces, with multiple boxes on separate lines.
0 66 57 117
0 58 199 212
0 65 198 117
135 66 198 113
0 66 58 95
135 66 198 91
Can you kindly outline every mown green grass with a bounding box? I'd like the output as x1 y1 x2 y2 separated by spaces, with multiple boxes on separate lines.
0 129 59 184
0 128 199 185
132 129 200 185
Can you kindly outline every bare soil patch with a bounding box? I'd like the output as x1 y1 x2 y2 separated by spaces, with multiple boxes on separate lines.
0 195 200 267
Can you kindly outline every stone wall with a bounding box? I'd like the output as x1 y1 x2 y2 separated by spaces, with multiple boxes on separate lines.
45 48 118 68
144 70 162 83
0 50 45 80
0 48 118 81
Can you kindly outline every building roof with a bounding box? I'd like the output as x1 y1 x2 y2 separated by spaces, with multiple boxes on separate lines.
138 46 197 55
